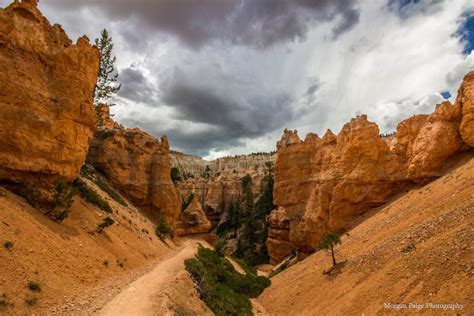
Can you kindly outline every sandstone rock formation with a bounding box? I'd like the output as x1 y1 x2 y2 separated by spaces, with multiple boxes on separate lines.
170 152 276 227
0 1 98 202
87 106 181 225
267 72 474 263
458 71 474 147
175 196 212 236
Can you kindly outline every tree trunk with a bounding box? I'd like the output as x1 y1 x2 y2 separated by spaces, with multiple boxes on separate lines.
331 246 337 266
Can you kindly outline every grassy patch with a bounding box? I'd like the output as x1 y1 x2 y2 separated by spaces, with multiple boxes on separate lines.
185 247 270 316
73 179 112 213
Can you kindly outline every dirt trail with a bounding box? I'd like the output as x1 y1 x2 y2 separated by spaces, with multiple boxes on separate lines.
96 240 203 316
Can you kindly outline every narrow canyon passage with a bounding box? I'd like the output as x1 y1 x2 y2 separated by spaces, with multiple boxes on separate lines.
96 240 202 316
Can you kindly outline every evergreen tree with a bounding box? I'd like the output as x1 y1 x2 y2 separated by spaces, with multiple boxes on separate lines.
94 29 121 105
317 232 342 267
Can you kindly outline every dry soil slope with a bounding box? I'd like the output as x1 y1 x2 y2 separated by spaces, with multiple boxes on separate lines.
259 154 473 315
0 177 174 315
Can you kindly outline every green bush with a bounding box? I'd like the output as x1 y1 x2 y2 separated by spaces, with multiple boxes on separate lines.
73 179 112 213
25 297 38 306
171 167 182 184
97 216 115 232
181 192 194 211
156 215 171 240
185 247 270 316
48 178 75 222
93 179 127 206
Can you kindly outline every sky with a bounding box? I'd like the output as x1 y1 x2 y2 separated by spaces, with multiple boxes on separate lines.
2 0 473 159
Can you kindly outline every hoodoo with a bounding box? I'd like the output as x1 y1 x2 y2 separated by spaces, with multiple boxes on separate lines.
266 72 474 263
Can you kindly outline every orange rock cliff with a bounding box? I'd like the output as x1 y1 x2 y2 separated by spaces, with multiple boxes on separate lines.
0 0 99 203
87 105 181 225
267 72 474 263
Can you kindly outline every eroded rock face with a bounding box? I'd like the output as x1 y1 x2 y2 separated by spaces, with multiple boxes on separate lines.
87 108 181 225
458 71 474 147
0 1 98 200
267 73 474 263
171 151 276 227
175 196 211 236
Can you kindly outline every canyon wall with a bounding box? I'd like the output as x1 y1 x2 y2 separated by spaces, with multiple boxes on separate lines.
267 72 474 263
0 0 98 203
170 152 276 227
87 105 181 225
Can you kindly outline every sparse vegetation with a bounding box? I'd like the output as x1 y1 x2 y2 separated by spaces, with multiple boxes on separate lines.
400 243 416 253
116 259 125 268
185 246 270 316
181 192 195 211
171 167 182 184
25 297 38 306
27 281 41 292
103 260 109 267
317 232 342 267
73 179 112 213
93 178 127 206
97 216 115 232
0 294 11 310
47 178 74 222
155 214 172 240
3 241 13 250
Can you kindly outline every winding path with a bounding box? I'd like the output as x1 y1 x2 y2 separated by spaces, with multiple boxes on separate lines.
96 240 201 316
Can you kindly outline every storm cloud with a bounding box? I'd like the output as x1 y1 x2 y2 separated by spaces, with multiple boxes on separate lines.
43 0 360 48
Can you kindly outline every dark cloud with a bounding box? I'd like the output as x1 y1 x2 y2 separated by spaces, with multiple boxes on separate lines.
45 0 359 48
117 67 157 104
387 0 444 18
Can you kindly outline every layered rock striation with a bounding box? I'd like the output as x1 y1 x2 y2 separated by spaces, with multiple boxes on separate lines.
87 106 181 225
171 152 276 227
0 0 98 202
267 72 474 263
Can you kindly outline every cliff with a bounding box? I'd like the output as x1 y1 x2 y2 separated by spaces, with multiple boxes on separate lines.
267 72 474 263
259 155 473 314
175 196 211 236
0 0 99 204
170 152 276 227
87 106 181 225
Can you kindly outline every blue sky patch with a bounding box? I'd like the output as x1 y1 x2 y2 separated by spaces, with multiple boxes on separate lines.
441 91 451 99
457 12 474 55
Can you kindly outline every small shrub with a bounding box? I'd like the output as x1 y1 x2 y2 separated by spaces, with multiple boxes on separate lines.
116 259 124 268
171 167 182 184
103 260 109 267
27 281 41 292
181 192 194 211
97 216 115 232
401 243 416 253
25 297 37 306
73 179 112 213
317 232 342 267
155 214 171 240
95 130 114 140
3 241 13 250
48 178 74 222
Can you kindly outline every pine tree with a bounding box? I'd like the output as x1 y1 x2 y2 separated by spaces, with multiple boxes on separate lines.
317 232 342 267
94 29 121 105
